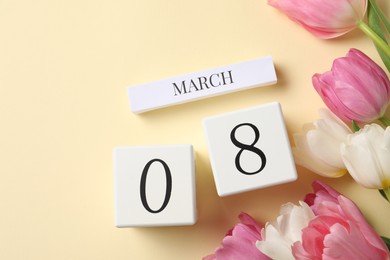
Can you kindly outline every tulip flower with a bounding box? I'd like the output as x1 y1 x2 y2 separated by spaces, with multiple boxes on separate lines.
340 124 390 196
267 0 367 39
312 48 390 124
267 0 390 57
293 181 390 259
293 108 351 177
256 201 315 259
203 212 270 260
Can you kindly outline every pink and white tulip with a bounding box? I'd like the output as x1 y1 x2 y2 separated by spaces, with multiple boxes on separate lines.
293 181 390 259
204 182 390 259
256 202 315 259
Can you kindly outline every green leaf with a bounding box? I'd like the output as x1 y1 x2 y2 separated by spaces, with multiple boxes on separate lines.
352 120 360 132
368 1 390 72
379 189 389 201
381 236 390 251
368 0 390 34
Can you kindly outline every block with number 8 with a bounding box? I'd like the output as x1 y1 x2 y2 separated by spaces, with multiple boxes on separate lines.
203 102 297 196
114 144 197 227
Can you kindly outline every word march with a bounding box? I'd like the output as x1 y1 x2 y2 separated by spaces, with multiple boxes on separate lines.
127 56 276 113
172 70 234 96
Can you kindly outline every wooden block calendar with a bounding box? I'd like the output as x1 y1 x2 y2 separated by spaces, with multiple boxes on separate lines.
113 102 298 227
203 102 297 196
127 57 277 113
118 54 299 225
113 145 197 227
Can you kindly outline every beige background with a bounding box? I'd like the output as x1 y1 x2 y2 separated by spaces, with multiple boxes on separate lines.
1 0 389 259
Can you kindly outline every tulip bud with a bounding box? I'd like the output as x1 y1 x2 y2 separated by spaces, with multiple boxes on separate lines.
293 181 390 259
293 109 351 177
256 201 314 260
313 49 390 124
268 0 367 39
341 124 390 189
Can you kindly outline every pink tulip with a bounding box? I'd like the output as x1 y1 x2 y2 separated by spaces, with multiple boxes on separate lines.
313 48 390 124
292 181 390 259
203 212 270 260
267 0 367 39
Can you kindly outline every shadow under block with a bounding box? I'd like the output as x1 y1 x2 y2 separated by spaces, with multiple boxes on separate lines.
127 56 277 113
113 145 197 227
203 102 297 196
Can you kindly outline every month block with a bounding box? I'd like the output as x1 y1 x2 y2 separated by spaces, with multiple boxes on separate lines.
203 102 297 196
113 144 196 227
128 56 277 113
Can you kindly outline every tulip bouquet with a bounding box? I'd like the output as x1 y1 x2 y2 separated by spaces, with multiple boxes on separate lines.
203 181 390 259
293 48 390 199
268 0 390 195
205 0 390 258
269 0 390 257
272 0 390 200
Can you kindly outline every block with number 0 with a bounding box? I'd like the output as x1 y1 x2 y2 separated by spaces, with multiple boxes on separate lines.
203 102 297 196
114 144 197 227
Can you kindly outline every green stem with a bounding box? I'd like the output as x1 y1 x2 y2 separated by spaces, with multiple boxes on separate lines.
379 116 390 126
358 21 390 58
368 0 390 33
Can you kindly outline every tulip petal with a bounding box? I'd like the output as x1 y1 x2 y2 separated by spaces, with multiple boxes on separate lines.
312 180 341 200
293 109 349 177
378 127 390 187
231 224 261 242
297 181 390 259
337 196 389 252
347 49 390 97
341 124 390 188
286 202 316 242
313 72 355 122
298 215 348 258
238 212 262 235
323 222 389 259
293 134 346 177
317 108 352 140
215 235 269 260
257 240 295 260
292 241 318 260
268 0 366 39
258 202 315 259
332 57 388 120
204 212 270 260
313 49 390 124
306 129 344 168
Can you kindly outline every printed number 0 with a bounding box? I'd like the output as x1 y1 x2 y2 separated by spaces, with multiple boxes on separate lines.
140 159 172 213
230 123 266 175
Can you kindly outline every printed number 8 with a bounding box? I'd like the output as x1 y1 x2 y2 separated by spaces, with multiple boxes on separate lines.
230 123 266 175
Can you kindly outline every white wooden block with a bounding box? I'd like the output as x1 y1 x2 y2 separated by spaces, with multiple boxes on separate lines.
113 144 196 227
203 102 297 196
128 56 277 113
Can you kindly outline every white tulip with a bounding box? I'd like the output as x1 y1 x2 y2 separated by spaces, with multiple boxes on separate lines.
293 108 352 177
341 124 390 189
256 201 315 260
